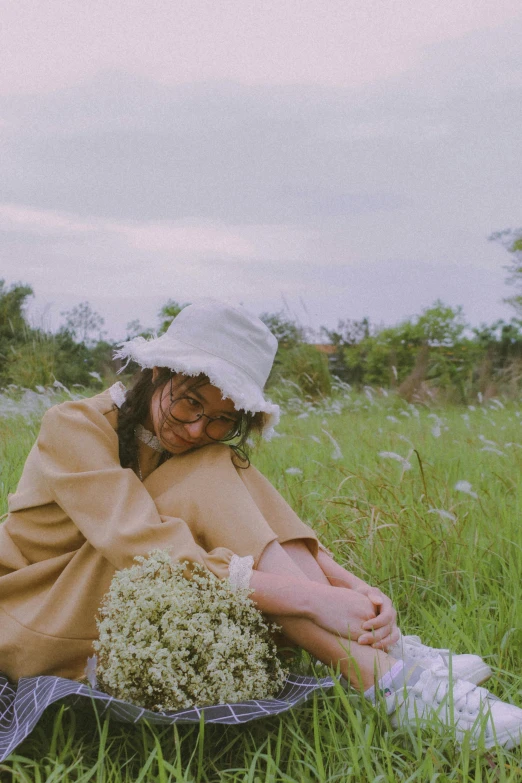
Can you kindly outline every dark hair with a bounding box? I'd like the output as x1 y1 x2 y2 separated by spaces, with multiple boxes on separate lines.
117 368 266 472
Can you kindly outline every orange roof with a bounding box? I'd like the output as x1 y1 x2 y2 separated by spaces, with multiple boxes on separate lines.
310 343 337 355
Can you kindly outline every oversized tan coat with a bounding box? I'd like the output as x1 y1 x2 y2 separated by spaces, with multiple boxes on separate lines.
0 386 318 682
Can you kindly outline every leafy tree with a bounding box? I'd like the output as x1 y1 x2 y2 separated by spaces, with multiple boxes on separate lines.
0 284 115 389
125 319 154 340
489 227 522 314
6 330 94 388
321 317 371 348
258 310 330 394
416 300 466 346
0 280 34 384
473 318 522 353
0 280 33 341
320 317 372 381
338 302 469 392
267 344 332 397
60 301 106 346
259 310 307 348
158 300 189 334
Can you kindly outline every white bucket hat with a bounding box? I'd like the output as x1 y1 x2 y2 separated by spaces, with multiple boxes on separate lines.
114 300 280 439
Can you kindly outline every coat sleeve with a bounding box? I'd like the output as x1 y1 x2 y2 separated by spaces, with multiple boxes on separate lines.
36 399 235 578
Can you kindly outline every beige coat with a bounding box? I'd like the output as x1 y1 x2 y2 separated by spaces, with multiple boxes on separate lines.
0 388 318 681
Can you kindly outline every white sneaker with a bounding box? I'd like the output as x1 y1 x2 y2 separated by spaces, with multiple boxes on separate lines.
389 634 492 685
383 668 522 749
385 667 522 750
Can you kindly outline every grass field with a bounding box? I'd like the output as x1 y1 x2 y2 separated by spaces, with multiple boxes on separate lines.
0 384 521 781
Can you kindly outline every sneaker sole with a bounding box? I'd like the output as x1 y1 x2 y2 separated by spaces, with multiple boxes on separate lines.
392 711 522 751
494 728 522 751
463 725 522 751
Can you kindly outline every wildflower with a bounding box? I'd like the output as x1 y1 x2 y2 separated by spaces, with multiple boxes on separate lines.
321 429 343 460
478 435 497 447
480 446 505 456
454 481 478 499
427 509 457 523
386 415 399 423
309 435 321 444
285 467 303 475
53 379 74 398
378 451 412 471
397 435 414 448
93 551 286 711
431 424 441 438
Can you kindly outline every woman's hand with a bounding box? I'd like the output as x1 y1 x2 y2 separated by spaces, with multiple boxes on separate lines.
325 576 399 650
356 585 399 650
306 584 378 641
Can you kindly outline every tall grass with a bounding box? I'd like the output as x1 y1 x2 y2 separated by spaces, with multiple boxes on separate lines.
1 384 521 781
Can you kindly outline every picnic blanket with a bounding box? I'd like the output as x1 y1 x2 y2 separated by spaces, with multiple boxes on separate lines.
0 672 336 763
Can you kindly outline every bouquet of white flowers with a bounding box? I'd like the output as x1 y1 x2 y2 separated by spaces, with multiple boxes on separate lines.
92 550 287 712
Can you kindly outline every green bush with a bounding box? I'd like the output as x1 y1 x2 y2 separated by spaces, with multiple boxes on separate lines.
5 331 97 389
269 344 332 397
5 334 59 388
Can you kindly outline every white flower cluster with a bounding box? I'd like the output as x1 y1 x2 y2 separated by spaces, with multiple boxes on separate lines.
93 550 286 712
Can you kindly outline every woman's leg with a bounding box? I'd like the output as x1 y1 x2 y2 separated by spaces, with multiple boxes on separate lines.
280 542 494 687
257 540 396 690
147 447 396 691
281 540 330 584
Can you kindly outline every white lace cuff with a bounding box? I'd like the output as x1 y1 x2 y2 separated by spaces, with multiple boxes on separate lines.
84 654 98 688
228 554 254 592
109 381 127 409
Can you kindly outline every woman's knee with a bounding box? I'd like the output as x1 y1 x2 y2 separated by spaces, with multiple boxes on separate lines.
144 443 235 498
257 540 312 581
281 540 329 584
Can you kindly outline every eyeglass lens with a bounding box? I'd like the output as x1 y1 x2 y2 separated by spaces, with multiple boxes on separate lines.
169 397 239 441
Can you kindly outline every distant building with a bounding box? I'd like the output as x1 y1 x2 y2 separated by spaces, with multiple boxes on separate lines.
309 343 348 380
310 343 336 355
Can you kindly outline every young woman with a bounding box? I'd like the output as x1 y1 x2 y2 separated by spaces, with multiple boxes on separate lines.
0 300 521 749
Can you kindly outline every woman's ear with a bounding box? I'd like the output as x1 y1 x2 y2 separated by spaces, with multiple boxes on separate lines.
152 367 159 382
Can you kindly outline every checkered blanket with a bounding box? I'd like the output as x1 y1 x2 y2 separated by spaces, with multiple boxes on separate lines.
0 672 335 762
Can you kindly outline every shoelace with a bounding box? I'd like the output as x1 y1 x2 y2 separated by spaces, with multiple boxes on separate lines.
407 645 441 659
414 668 487 714
402 636 450 659
392 635 447 661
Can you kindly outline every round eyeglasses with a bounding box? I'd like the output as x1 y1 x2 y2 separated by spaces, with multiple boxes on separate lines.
166 395 241 442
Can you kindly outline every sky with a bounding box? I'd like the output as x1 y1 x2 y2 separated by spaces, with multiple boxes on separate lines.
1 0 521 340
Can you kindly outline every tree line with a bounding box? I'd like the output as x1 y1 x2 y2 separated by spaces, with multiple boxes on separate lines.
1 226 521 403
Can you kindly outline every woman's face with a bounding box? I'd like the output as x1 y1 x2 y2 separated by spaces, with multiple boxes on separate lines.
148 372 240 454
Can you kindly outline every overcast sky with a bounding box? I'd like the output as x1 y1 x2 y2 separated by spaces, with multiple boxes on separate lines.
1 0 521 340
